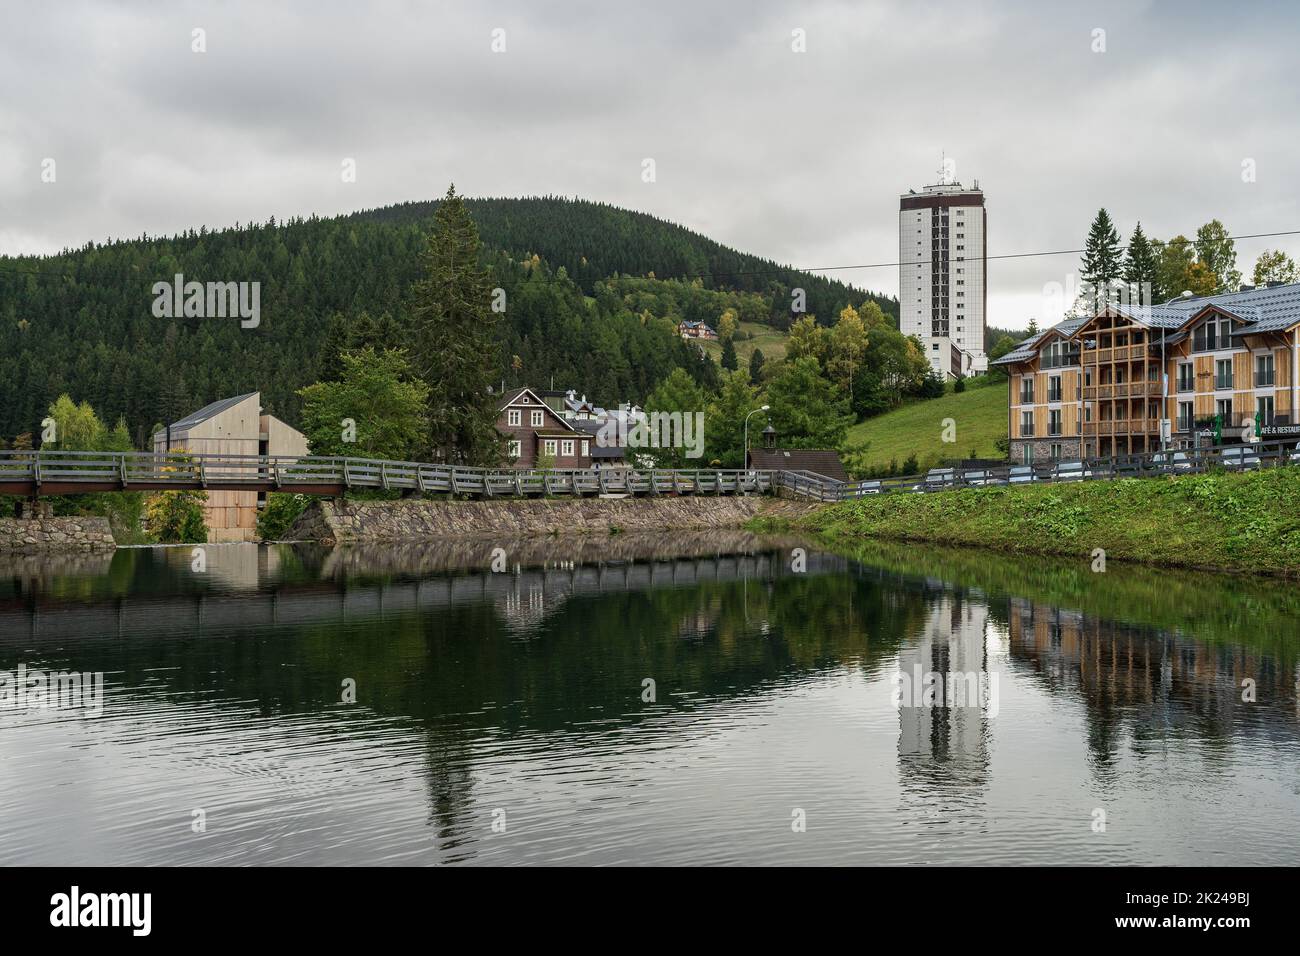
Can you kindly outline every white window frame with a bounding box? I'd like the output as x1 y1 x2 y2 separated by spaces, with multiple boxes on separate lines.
507 439 521 458
531 410 544 428
561 439 574 456
508 409 521 427
544 439 558 456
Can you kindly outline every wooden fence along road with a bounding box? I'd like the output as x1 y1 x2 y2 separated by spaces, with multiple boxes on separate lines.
1 441 1297 504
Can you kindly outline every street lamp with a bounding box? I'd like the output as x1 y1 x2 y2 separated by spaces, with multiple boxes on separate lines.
1158 290 1194 452
744 405 771 469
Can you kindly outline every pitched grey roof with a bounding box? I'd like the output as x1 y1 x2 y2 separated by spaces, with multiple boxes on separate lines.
169 393 257 430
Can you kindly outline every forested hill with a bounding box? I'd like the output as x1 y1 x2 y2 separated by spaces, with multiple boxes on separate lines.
359 196 894 316
0 195 895 447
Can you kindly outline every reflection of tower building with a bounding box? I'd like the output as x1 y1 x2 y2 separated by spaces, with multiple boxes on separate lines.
896 590 993 770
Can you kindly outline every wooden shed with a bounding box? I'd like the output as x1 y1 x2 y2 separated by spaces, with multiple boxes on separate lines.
153 393 309 542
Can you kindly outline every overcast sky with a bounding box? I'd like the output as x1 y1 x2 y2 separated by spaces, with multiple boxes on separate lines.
4 0 1299 329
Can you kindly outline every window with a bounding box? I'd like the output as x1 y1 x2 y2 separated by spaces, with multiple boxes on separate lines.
507 440 521 458
1019 377 1034 404
561 439 574 456
1022 444 1033 465
1193 322 1214 352
1257 395 1275 427
1215 359 1233 390
544 439 558 455
1177 402 1193 432
1256 353 1275 387
1048 409 1062 436
1020 411 1034 437
581 440 590 456
1050 443 1063 460
531 410 544 427
1048 375 1062 402
508 409 521 427
1216 398 1232 422
1177 363 1193 392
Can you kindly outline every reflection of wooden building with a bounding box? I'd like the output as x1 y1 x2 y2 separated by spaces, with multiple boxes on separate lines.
152 393 308 542
1004 597 1294 749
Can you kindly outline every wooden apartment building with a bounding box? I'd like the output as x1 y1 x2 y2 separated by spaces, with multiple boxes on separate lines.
994 283 1300 462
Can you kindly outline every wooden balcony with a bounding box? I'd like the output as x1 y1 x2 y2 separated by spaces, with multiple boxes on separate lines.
1082 344 1148 364
1082 418 1161 437
1082 381 1163 400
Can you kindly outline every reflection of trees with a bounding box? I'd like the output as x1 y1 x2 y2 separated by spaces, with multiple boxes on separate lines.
0 540 935 851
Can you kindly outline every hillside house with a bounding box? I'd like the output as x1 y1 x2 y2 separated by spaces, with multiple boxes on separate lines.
679 320 719 341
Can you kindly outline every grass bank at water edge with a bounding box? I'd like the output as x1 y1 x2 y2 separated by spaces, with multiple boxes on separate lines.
753 467 1300 576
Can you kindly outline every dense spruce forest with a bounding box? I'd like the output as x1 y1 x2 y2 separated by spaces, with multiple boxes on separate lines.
0 196 896 447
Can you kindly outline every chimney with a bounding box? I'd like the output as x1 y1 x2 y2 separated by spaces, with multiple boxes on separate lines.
1239 284 1255 293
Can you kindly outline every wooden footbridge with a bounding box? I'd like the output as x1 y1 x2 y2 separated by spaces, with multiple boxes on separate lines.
0 450 782 499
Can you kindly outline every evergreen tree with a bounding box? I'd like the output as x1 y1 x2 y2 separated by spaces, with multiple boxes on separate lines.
720 335 738 371
1122 222 1161 304
748 347 766 385
409 184 503 465
1081 208 1123 294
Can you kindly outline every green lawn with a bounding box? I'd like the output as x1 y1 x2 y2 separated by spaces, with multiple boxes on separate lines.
778 466 1300 577
844 380 1008 472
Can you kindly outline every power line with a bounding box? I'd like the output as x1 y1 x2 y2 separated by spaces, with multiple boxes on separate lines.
2 229 1299 286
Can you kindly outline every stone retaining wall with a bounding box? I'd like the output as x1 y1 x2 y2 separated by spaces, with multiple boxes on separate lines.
288 496 812 544
0 516 117 554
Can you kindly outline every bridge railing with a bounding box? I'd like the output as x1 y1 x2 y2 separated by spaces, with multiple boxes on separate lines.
772 438 1300 502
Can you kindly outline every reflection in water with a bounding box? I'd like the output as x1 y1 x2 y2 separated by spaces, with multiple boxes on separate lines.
0 533 1297 866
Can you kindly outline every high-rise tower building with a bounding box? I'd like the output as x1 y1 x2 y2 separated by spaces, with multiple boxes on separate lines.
899 180 987 378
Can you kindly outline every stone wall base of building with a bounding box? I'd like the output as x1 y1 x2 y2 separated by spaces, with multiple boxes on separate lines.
1009 438 1082 463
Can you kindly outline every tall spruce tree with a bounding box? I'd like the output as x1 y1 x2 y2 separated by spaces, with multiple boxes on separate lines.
410 184 503 465
1081 208 1123 293
720 336 738 371
1122 222 1161 304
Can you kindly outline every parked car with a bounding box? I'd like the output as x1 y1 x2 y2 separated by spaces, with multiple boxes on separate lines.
962 468 1007 487
1291 442 1300 463
1151 451 1195 472
1218 446 1260 470
1008 465 1038 485
923 468 956 490
848 480 883 497
1052 460 1093 481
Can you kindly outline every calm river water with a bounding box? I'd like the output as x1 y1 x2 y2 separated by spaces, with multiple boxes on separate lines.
1 532 1297 866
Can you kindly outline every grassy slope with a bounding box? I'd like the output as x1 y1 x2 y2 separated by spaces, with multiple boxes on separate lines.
698 321 788 364
844 380 1007 469
775 466 1300 576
